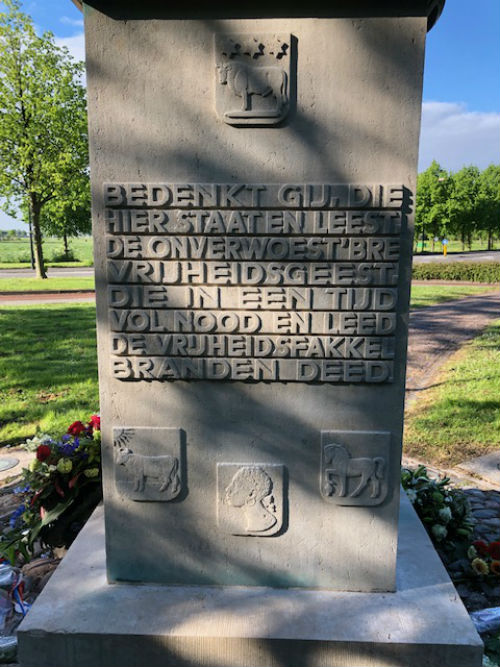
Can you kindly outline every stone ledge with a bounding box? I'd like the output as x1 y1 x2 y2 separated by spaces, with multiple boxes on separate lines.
17 494 482 667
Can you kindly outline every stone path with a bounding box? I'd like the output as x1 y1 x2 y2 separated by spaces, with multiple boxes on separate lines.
405 291 500 408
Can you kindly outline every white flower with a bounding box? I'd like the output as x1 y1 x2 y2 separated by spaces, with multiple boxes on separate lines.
431 524 448 541
438 506 452 523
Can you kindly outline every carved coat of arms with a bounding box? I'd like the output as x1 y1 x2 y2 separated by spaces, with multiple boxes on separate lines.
320 431 390 506
215 34 291 126
113 427 183 502
217 463 284 536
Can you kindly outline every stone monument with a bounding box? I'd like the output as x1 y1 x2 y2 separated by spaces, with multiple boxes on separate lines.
18 1 483 665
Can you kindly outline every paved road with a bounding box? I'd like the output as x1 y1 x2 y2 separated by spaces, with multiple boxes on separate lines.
0 266 94 278
413 250 500 263
0 292 95 305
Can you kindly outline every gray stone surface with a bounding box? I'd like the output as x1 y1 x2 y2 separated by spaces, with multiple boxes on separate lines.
86 5 427 591
457 451 500 487
17 493 483 667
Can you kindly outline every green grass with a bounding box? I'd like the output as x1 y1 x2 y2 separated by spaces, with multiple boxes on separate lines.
410 284 495 309
0 237 94 266
404 321 500 466
0 277 95 292
0 303 99 445
414 238 499 253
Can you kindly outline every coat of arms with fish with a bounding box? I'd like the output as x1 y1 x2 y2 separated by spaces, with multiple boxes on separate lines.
215 33 292 126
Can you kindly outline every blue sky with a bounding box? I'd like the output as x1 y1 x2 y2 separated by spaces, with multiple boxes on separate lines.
1 0 499 229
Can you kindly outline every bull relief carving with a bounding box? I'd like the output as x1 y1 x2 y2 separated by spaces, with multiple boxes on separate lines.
320 431 390 506
113 427 183 502
215 34 292 126
217 463 284 536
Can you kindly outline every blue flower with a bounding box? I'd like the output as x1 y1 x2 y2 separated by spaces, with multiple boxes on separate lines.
58 441 78 456
13 484 30 495
61 434 71 442
9 504 26 529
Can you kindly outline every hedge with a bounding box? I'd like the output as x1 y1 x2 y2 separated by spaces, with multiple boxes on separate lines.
412 261 500 283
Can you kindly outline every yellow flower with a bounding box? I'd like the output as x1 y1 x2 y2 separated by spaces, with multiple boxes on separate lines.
471 558 489 576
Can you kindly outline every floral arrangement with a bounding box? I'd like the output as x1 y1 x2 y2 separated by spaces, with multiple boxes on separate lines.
401 465 475 547
468 540 500 577
0 416 102 565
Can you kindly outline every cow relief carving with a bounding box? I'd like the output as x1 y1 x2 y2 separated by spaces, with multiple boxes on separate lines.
320 431 390 506
113 427 183 502
215 34 292 126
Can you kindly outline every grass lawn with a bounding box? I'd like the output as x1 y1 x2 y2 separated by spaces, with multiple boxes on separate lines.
0 277 95 292
0 303 99 446
404 321 500 466
0 237 93 266
410 284 496 308
414 238 499 253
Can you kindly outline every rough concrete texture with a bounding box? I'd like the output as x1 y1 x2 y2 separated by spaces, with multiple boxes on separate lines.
457 451 500 488
17 493 483 667
86 7 427 591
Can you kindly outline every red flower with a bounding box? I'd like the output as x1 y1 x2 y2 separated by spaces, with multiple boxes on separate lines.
491 560 500 575
88 415 100 431
67 421 86 436
488 541 500 560
36 444 51 462
472 540 489 556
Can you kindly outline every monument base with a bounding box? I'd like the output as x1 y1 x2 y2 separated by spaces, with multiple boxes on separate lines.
18 494 482 667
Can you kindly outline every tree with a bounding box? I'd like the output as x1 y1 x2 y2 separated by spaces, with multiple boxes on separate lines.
23 176 91 257
476 165 500 251
415 160 450 252
0 0 88 278
447 166 481 251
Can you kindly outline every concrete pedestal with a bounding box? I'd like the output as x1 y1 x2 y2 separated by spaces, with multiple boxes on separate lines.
17 493 482 667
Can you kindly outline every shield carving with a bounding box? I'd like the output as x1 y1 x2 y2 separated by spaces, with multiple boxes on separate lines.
215 33 292 126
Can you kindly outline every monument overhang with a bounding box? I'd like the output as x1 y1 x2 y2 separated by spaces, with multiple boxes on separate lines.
71 0 445 31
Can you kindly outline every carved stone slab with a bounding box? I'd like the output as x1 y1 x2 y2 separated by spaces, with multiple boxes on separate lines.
113 427 183 502
215 34 291 126
217 463 284 536
320 430 390 506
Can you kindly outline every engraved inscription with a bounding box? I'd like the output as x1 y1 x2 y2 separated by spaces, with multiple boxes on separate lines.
113 426 183 501
217 463 284 536
216 34 291 126
102 182 410 384
320 431 390 506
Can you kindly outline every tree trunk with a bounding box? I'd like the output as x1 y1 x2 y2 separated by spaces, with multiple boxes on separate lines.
488 230 492 251
461 229 465 251
30 198 47 279
63 232 69 257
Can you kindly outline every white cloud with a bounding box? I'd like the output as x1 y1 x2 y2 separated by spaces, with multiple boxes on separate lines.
54 32 85 64
419 101 500 172
60 16 84 28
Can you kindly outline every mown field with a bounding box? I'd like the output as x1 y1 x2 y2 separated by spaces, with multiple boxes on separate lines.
0 237 93 267
0 304 99 444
